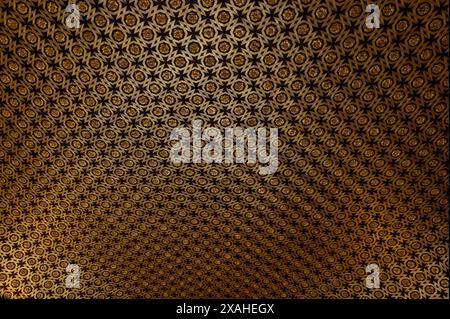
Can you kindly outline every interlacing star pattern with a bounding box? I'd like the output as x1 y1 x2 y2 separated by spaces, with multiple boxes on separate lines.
0 0 448 298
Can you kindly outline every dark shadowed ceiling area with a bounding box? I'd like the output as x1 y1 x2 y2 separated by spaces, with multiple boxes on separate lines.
0 0 448 298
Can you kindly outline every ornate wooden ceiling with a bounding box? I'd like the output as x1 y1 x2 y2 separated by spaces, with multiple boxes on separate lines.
0 0 448 298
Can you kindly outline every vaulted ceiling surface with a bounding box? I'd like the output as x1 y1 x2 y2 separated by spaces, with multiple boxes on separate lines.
0 0 448 298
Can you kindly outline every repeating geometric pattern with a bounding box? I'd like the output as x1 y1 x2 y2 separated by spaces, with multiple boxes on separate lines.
0 0 448 298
